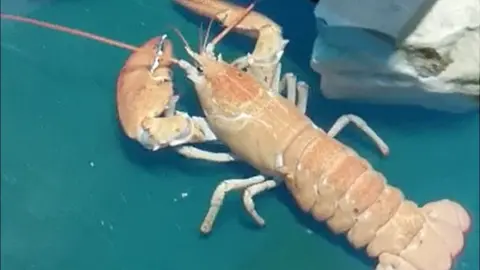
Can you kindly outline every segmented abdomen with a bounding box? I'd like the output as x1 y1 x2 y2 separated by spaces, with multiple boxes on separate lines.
285 129 426 258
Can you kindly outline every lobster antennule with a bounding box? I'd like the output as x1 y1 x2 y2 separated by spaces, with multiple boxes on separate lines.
202 17 215 52
207 1 256 47
172 27 196 55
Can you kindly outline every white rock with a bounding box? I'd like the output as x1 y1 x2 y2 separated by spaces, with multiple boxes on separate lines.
311 0 479 113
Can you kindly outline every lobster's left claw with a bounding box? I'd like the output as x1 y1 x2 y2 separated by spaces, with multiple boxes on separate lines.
139 110 216 151
140 114 193 150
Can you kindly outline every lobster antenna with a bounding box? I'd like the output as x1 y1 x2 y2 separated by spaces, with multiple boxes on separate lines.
208 1 256 47
0 13 139 51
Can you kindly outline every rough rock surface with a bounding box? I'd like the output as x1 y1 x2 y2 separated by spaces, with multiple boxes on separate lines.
310 0 479 113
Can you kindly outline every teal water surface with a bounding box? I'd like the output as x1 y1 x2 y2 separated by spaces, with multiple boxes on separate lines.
1 0 479 270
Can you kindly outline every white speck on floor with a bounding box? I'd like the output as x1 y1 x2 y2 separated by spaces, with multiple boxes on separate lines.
173 192 189 202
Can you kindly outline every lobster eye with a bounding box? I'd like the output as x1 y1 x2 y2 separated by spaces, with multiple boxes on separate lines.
196 66 204 73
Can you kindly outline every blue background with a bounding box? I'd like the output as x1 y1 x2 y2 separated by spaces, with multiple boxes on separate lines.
1 0 478 269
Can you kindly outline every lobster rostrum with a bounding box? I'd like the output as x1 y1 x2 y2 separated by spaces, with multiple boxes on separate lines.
172 2 471 270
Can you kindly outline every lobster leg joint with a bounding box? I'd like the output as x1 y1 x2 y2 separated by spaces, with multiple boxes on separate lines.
190 116 217 142
327 114 390 156
175 146 236 162
296 81 309 114
200 175 266 234
164 95 179 117
271 62 282 94
277 73 309 114
246 38 288 67
279 73 297 107
243 179 278 226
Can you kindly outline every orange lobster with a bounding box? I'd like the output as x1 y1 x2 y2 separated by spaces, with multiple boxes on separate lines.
171 1 472 270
